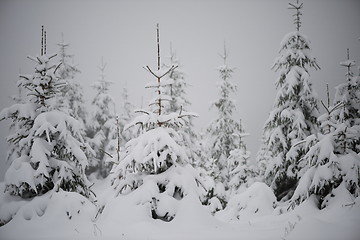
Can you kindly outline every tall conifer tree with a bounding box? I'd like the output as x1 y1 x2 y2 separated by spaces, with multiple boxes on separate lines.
87 58 117 178
257 1 320 200
206 45 246 186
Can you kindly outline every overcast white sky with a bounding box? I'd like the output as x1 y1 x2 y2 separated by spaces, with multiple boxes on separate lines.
0 0 359 179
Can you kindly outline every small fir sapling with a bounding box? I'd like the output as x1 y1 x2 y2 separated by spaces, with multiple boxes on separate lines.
290 50 360 209
86 58 117 178
206 44 247 187
56 33 87 126
5 72 27 163
109 24 205 222
227 120 255 196
118 86 136 144
162 44 200 167
163 44 191 114
0 26 94 220
203 45 251 211
333 48 360 129
257 1 320 200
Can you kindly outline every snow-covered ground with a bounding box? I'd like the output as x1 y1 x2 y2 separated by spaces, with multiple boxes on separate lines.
1 178 359 240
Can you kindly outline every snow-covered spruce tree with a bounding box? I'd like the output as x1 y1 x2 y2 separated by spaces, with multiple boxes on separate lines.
333 48 360 129
206 45 245 186
4 73 27 164
104 87 135 167
118 86 136 144
256 135 271 179
86 58 117 178
0 27 94 224
227 120 256 195
56 33 87 125
163 45 200 166
163 44 190 114
257 1 320 200
109 25 205 222
194 131 211 169
290 51 360 209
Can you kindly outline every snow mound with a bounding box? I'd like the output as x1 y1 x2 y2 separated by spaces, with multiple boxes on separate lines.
322 182 357 209
0 190 97 239
171 191 222 228
107 164 207 222
216 182 277 222
287 194 360 240
0 183 27 225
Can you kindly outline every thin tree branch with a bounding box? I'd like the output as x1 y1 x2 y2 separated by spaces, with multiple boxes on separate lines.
134 109 150 115
99 149 113 159
54 62 62 74
159 65 178 79
320 100 330 115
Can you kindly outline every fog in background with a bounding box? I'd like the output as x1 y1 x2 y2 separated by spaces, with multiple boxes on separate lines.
1 0 359 180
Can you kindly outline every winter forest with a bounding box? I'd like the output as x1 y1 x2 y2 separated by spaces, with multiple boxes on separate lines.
0 0 359 239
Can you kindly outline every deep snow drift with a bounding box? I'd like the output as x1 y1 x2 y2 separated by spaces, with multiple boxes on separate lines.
0 179 359 240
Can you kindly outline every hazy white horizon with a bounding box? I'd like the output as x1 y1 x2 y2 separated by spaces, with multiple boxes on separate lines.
0 0 359 180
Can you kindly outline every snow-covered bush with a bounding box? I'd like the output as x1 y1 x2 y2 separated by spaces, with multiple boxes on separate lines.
111 164 207 221
3 111 94 198
291 149 360 209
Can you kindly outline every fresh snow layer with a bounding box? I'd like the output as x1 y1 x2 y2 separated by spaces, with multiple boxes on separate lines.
216 182 277 222
1 180 359 240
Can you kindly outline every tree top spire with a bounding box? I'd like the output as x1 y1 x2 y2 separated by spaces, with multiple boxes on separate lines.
340 48 356 81
143 24 178 117
157 23 160 71
41 26 47 55
288 0 303 31
219 41 229 65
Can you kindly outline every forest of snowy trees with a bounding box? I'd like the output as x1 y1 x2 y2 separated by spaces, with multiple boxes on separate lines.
0 1 359 239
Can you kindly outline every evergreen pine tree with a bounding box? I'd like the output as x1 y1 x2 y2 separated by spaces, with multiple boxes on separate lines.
227 120 254 195
256 135 270 179
163 44 189 113
5 72 27 163
257 1 320 200
333 48 360 129
290 51 360 208
206 45 244 185
163 45 200 166
86 58 117 178
56 34 87 125
118 86 136 144
109 25 205 222
0 27 94 215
